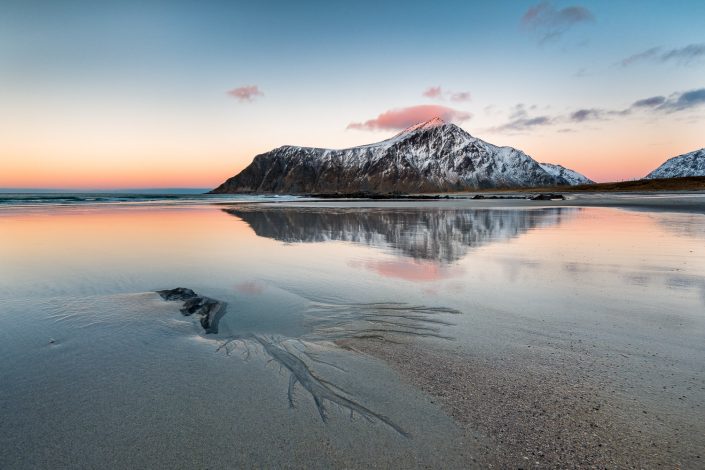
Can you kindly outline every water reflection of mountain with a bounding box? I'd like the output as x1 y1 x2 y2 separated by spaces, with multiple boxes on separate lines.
224 207 577 263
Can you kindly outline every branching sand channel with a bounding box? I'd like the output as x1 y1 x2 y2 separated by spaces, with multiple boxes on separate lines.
216 300 463 438
305 301 461 343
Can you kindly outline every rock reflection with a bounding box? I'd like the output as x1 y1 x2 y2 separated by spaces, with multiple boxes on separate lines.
224 207 577 263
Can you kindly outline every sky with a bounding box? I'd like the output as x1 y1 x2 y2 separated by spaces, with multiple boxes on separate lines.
1 0 704 188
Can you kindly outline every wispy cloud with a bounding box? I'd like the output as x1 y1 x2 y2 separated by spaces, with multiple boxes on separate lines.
569 107 631 122
422 86 471 102
489 87 705 133
347 105 471 131
570 108 602 122
661 44 705 64
483 105 500 116
570 89 705 119
502 116 552 131
450 91 471 103
422 86 443 99
227 85 263 102
658 88 705 112
620 47 661 67
521 1 594 43
620 43 705 67
631 96 666 108
490 104 553 132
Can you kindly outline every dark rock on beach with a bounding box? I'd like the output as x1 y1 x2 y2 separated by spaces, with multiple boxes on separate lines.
156 287 197 301
471 194 526 200
530 193 565 200
157 288 226 334
307 191 453 200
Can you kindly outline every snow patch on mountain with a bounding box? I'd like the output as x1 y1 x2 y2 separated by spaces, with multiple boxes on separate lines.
645 148 705 179
539 163 594 185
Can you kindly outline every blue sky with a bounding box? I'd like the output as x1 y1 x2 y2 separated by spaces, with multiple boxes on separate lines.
1 0 704 187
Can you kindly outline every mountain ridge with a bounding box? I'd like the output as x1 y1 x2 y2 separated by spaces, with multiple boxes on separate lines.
539 163 594 185
211 119 591 194
646 148 705 179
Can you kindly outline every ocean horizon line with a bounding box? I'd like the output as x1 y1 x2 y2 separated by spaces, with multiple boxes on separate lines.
0 187 212 194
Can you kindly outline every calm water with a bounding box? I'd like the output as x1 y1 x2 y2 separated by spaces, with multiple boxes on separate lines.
0 192 303 207
1 200 704 467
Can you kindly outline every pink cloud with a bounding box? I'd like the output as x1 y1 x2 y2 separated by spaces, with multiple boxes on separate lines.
227 85 263 102
347 105 471 131
422 86 443 99
423 86 471 103
450 91 471 102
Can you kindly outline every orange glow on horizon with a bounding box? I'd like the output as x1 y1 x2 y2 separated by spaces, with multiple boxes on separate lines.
1 142 693 189
0 157 247 189
1 113 701 189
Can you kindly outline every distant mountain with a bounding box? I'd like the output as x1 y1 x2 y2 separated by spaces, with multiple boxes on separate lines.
645 148 705 179
539 163 594 185
211 118 585 194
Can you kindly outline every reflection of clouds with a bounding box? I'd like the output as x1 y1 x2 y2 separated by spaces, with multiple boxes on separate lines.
625 274 650 287
349 258 464 283
422 287 439 297
621 271 705 306
563 261 623 277
656 213 705 239
667 275 705 304
447 282 467 294
495 257 542 283
225 207 576 264
563 261 589 274
667 276 692 288
559 260 705 306
234 280 265 295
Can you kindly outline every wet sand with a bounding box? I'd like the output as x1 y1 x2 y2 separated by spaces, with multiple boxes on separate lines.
0 294 472 469
343 336 704 468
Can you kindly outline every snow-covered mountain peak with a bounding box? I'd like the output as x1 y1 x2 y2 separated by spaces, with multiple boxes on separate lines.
646 148 705 179
350 118 473 151
395 117 446 136
388 118 477 146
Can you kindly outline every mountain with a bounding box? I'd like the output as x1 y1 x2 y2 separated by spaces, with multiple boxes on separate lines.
539 163 594 185
211 118 581 194
645 148 705 179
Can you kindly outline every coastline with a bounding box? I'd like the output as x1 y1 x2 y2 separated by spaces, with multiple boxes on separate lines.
236 192 705 213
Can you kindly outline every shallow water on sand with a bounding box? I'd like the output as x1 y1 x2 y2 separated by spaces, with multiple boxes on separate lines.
1 202 704 467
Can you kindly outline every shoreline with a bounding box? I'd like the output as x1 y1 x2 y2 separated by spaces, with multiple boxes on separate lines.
206 176 705 198
238 192 705 213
